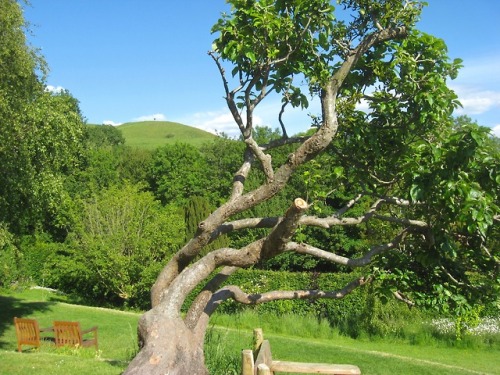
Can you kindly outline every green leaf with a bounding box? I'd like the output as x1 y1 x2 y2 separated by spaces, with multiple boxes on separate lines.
333 166 344 177
245 51 256 63
410 184 423 202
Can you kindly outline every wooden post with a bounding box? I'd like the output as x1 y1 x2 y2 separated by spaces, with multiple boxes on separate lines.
241 349 254 375
257 363 271 375
253 328 263 352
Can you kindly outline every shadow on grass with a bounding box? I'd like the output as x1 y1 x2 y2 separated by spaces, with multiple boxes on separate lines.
0 294 55 350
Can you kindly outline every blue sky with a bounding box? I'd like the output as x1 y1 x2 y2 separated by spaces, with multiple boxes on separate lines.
23 1 500 137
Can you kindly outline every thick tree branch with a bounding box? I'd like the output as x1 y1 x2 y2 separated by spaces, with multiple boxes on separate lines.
300 198 385 227
261 198 309 259
152 26 410 308
373 214 428 228
286 229 408 267
245 137 275 182
334 193 364 217
328 26 408 93
229 147 253 200
185 266 239 331
393 291 415 307
158 199 309 321
154 245 260 316
211 195 424 239
207 276 369 309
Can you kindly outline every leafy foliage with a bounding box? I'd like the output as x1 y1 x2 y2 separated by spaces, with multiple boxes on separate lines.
0 223 20 287
148 143 209 205
84 124 125 148
46 184 185 308
0 0 85 235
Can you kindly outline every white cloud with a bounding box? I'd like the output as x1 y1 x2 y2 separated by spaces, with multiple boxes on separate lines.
102 120 122 126
491 124 500 138
45 85 65 93
132 113 167 122
449 55 500 119
452 86 500 115
355 97 371 112
178 110 264 137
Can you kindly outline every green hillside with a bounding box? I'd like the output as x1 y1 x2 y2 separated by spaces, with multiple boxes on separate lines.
116 121 217 149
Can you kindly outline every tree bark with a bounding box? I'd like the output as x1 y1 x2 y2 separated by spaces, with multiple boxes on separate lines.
124 310 208 375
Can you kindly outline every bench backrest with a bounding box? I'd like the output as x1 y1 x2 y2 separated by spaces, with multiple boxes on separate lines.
53 321 83 347
14 317 41 352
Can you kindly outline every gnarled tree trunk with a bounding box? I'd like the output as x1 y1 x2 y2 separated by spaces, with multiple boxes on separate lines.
125 310 208 375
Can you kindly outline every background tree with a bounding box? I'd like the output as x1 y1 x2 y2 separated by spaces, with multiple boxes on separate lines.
66 130 152 200
0 222 20 287
0 0 85 236
184 196 230 255
46 183 186 308
83 124 125 149
147 143 209 205
199 137 245 204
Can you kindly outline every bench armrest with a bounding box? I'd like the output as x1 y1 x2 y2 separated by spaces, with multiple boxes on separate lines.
81 326 98 335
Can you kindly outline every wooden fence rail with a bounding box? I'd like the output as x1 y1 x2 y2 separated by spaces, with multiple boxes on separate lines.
241 328 361 375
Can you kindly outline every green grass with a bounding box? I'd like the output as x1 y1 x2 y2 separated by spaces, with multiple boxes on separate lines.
1 288 499 374
0 288 139 374
210 311 500 375
116 121 216 149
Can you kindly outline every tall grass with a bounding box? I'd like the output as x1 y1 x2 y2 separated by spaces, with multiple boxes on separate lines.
204 326 244 375
211 309 500 350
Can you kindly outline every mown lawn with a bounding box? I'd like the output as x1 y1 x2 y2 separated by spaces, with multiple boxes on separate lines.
0 288 139 374
212 313 500 375
1 288 499 374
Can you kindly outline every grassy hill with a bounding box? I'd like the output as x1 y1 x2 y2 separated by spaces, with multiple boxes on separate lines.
116 121 217 150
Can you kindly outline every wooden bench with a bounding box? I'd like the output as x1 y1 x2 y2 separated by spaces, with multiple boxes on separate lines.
53 321 98 350
242 328 361 375
13 317 53 352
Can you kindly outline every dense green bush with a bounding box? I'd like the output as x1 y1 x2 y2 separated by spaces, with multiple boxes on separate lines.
0 223 21 287
17 233 60 285
41 183 186 309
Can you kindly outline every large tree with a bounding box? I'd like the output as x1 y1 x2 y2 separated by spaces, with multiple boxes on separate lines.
0 0 85 235
125 1 499 373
